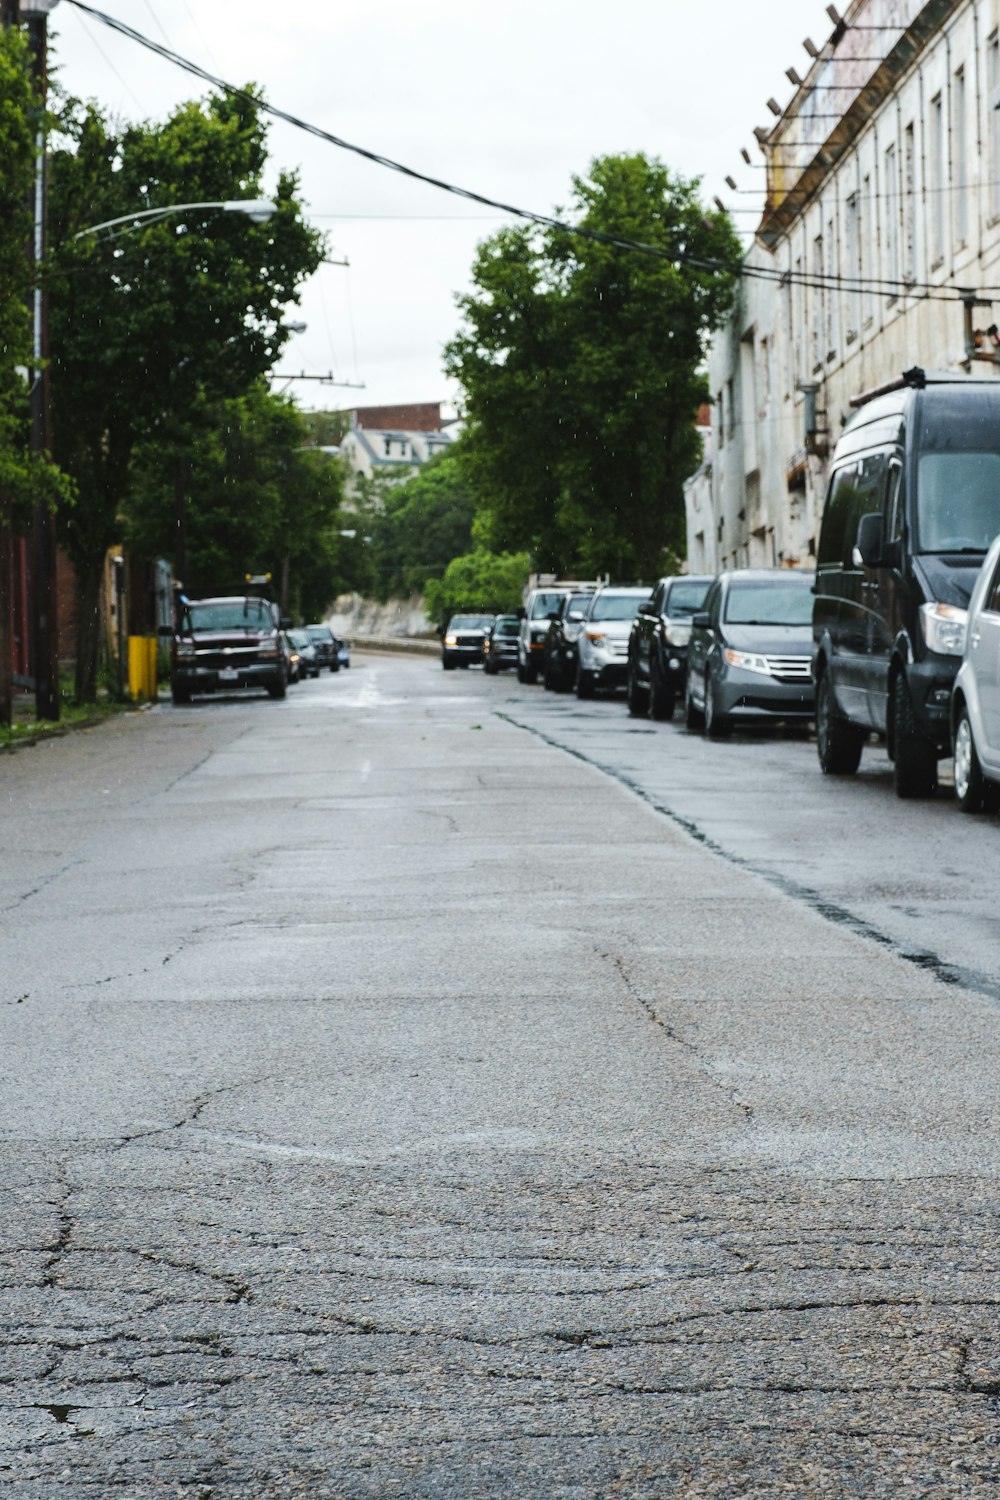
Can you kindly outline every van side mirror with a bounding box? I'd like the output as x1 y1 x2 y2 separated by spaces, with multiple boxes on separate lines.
853 512 884 568
692 611 712 630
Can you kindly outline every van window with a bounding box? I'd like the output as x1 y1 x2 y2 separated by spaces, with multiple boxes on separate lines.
886 463 903 542
915 452 1000 552
817 463 862 568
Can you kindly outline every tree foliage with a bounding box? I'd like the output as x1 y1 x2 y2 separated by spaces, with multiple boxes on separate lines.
354 446 477 601
424 546 531 624
125 383 348 622
445 153 742 581
46 87 323 697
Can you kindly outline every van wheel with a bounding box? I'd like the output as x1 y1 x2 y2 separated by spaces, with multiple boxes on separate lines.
892 673 937 798
626 662 649 716
816 672 863 774
953 709 986 812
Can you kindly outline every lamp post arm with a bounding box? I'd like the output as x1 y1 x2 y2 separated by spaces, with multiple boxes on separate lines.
73 198 277 240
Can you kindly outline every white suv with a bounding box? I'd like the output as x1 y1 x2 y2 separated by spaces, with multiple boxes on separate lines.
574 587 649 698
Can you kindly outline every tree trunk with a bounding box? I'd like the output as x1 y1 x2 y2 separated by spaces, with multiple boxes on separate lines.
73 557 102 703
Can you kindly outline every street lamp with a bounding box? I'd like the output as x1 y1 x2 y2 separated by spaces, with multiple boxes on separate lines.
73 199 278 240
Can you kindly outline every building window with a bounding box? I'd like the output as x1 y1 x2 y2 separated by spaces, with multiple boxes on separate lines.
716 389 724 448
726 378 735 439
990 34 1000 218
904 122 917 282
862 174 874 327
846 192 860 338
930 93 945 266
825 216 836 356
885 143 899 299
812 232 824 369
954 68 967 245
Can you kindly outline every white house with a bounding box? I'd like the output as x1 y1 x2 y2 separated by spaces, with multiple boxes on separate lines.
687 0 1000 572
339 402 456 496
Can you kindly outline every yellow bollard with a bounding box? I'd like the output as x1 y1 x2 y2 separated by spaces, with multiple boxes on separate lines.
127 636 159 702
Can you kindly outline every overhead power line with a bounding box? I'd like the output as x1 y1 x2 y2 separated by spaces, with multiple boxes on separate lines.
61 0 988 305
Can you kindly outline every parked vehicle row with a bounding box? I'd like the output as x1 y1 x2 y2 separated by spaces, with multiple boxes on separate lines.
171 598 349 704
444 366 1000 815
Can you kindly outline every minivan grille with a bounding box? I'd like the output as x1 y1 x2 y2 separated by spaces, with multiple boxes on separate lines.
765 654 812 681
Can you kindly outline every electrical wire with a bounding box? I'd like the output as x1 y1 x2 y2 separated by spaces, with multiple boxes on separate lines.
60 0 988 306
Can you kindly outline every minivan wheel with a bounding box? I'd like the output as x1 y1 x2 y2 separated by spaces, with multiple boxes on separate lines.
683 674 704 730
892 673 938 798
953 710 986 813
649 657 676 721
816 672 864 775
626 662 649 716
704 675 732 739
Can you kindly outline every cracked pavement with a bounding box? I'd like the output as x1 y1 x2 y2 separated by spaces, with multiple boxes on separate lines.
2 656 1000 1497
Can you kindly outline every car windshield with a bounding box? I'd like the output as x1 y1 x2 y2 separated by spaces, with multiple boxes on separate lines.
724 577 814 626
450 615 492 630
494 619 519 636
529 593 566 619
184 600 273 632
915 452 1000 553
666 580 710 616
589 593 647 622
306 625 331 640
289 631 311 648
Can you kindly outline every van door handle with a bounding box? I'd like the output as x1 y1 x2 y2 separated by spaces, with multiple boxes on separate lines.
970 631 981 646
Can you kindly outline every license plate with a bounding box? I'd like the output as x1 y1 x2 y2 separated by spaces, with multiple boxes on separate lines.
219 667 238 682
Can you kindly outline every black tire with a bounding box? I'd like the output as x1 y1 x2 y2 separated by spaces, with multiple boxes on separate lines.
953 708 986 813
892 672 937 798
626 661 649 717
267 672 287 700
703 674 732 739
442 656 457 671
649 655 676 722
575 664 596 699
816 671 864 775
330 662 341 673
171 682 191 706
683 673 704 730
522 662 538 685
484 657 498 676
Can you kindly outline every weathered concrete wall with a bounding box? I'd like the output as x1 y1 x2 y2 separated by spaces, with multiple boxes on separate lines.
324 594 433 640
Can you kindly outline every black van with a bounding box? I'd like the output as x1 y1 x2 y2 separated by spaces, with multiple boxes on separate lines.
813 367 1000 797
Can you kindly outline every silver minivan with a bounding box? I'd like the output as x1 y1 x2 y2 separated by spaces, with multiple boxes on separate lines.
951 533 1000 811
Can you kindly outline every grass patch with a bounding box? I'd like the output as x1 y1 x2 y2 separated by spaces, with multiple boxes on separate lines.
1 683 134 750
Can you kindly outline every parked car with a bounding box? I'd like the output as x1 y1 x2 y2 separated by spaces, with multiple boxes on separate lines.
335 635 350 670
517 587 576 683
626 573 714 719
171 595 289 704
288 629 321 678
483 614 520 673
574 587 650 698
282 631 302 684
813 367 1000 796
542 591 595 691
685 570 815 737
951 533 1000 811
441 614 494 669
304 623 341 672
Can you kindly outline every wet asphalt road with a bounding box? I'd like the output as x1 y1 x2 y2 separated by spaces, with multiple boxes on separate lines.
3 652 1000 1498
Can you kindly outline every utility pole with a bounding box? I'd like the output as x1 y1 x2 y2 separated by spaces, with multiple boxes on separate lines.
0 0 20 727
24 0 60 721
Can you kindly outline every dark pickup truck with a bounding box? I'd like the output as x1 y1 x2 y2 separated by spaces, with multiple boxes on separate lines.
626 574 713 719
171 595 290 704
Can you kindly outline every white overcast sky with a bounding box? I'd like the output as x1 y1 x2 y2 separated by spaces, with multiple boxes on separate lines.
49 0 838 413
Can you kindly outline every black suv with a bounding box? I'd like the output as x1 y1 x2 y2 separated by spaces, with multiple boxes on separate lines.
441 614 494 669
626 574 713 719
542 591 594 691
483 615 520 673
171 595 289 703
304 623 341 672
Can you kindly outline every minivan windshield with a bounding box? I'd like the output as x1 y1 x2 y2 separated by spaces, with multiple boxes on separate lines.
666 580 710 616
916 452 1000 553
724 577 813 626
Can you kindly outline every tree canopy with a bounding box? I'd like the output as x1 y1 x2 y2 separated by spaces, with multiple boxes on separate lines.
445 153 742 581
46 86 323 696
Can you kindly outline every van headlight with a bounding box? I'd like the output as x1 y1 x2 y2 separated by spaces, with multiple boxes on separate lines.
920 602 967 656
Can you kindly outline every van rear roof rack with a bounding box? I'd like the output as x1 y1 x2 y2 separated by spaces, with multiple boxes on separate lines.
849 366 996 409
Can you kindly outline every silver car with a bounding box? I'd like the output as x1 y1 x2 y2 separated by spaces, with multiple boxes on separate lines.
951 533 1000 811
574 587 650 698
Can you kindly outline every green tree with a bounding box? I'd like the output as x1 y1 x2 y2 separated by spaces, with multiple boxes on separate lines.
445 154 742 580
0 27 70 723
126 382 348 620
46 89 323 698
424 546 531 624
354 446 477 601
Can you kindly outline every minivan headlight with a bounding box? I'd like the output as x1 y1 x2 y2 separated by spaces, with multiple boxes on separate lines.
920 602 967 656
724 648 771 675
664 621 692 647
